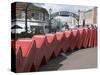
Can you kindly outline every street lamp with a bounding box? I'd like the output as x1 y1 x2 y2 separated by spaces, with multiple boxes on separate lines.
78 10 80 28
49 8 52 33
83 11 85 27
25 3 30 33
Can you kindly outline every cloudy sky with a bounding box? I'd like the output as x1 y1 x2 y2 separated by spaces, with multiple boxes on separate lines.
34 3 94 14
33 3 95 23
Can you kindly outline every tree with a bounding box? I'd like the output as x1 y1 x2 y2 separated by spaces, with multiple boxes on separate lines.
64 22 69 29
49 8 52 33
24 3 31 33
51 18 63 31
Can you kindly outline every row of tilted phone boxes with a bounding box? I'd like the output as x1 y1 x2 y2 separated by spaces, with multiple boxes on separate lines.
11 27 97 73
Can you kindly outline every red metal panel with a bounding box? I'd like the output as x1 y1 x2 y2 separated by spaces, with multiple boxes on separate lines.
30 35 47 71
82 28 89 48
21 41 36 72
96 28 97 46
17 40 32 57
70 29 79 50
15 46 23 72
11 40 23 72
91 28 95 47
11 27 97 72
15 39 36 72
17 38 31 40
45 33 57 61
88 28 93 48
62 30 71 52
77 28 85 49
54 32 64 56
94 28 97 46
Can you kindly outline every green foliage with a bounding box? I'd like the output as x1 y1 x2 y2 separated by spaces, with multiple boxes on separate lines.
64 22 69 29
11 32 33 39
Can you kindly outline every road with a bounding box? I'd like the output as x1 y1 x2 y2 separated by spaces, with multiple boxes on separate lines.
39 47 97 71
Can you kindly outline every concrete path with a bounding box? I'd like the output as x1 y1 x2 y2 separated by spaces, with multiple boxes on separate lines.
39 47 97 71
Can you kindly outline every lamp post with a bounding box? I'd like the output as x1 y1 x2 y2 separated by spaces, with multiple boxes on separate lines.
25 3 30 33
78 10 80 28
83 11 85 27
49 8 52 33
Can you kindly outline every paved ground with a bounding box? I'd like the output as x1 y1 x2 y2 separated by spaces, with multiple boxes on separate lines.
39 47 97 71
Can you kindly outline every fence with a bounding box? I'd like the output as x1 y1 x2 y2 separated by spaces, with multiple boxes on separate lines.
11 27 97 72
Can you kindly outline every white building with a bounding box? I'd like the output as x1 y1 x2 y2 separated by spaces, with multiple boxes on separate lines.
79 7 97 26
11 2 49 34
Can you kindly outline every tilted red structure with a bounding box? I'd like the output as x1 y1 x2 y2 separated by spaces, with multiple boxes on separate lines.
11 27 97 72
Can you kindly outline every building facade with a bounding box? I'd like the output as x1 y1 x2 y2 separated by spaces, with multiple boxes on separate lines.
11 2 49 34
64 7 97 27
79 7 97 26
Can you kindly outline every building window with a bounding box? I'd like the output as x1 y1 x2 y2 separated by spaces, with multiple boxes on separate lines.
21 11 25 19
32 12 39 20
39 13 43 21
31 12 44 21
43 13 45 21
32 13 34 17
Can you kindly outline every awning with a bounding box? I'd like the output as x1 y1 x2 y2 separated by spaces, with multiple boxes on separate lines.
11 25 23 29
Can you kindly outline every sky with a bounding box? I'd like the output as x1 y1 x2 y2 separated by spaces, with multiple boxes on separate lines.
33 3 95 22
34 3 94 14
